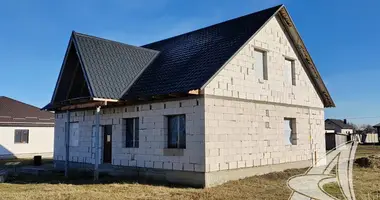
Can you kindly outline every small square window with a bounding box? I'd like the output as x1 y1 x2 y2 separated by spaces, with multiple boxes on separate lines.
284 118 297 145
14 129 29 144
167 115 186 149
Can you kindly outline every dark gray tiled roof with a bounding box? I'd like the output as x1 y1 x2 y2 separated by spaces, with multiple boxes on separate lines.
73 32 159 99
49 4 334 109
122 5 282 99
325 119 353 129
325 121 336 130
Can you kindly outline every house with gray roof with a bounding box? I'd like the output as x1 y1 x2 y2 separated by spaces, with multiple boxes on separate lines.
325 119 353 150
43 5 334 187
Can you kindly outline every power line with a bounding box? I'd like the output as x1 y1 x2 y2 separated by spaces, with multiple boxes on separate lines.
328 116 380 120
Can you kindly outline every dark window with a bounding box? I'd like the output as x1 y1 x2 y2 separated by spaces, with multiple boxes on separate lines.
14 129 29 144
168 115 186 149
125 118 139 148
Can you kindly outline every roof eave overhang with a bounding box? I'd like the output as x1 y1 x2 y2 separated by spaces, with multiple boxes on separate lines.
43 97 115 111
44 89 202 112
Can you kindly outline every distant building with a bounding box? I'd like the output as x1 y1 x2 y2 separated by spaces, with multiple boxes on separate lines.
365 123 380 144
325 119 353 150
0 96 54 159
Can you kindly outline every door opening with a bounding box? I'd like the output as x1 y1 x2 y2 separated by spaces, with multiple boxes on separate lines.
102 125 112 163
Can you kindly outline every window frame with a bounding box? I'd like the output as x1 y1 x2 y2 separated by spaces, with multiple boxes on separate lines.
284 118 297 145
14 129 29 144
124 118 139 148
285 58 296 86
254 48 268 81
69 122 80 147
167 115 186 149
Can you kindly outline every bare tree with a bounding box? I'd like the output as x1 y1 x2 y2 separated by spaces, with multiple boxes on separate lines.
347 122 358 131
359 124 376 133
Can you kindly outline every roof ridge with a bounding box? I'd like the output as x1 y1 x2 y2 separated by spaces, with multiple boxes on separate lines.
142 4 283 47
72 31 159 54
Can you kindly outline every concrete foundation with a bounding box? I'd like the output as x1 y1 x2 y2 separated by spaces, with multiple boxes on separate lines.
54 160 205 187
205 160 310 187
55 159 310 187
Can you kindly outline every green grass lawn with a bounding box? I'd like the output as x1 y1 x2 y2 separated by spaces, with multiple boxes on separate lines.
0 145 379 200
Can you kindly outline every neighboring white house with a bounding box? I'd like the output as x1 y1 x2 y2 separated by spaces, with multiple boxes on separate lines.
0 96 54 159
43 5 334 187
325 119 353 150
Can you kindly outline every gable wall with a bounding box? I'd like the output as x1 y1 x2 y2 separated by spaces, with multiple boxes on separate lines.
203 15 326 174
204 15 324 108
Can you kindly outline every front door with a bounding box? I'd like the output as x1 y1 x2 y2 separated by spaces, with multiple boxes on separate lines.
103 125 112 163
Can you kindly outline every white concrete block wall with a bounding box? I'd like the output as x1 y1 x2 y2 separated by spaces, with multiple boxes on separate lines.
203 14 326 172
204 16 324 108
54 98 206 172
0 126 54 157
203 97 325 172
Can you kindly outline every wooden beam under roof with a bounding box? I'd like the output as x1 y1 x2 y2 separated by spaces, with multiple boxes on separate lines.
59 101 107 111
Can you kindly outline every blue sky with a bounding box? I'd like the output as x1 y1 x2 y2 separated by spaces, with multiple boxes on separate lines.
0 0 379 125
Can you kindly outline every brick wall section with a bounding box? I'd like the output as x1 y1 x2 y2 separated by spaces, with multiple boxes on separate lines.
203 15 326 172
54 98 206 172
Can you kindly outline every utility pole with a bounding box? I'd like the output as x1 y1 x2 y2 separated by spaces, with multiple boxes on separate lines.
65 110 70 178
94 106 101 181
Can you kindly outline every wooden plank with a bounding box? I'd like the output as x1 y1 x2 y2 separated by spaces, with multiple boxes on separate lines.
60 101 106 111
92 98 119 102
188 89 200 95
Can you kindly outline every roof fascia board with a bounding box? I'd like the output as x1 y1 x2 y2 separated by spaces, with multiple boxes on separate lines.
277 7 335 107
50 37 73 103
200 5 283 90
92 97 119 102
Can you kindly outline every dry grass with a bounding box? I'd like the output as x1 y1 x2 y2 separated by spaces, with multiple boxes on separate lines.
0 168 306 200
323 165 380 200
355 145 380 158
0 145 379 200
323 145 380 200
